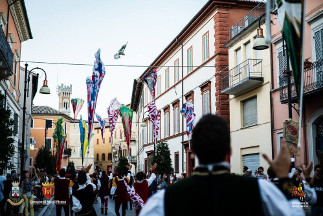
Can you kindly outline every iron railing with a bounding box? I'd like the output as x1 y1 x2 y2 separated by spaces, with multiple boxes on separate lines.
221 59 263 91
0 25 13 78
229 2 266 40
130 156 137 164
279 59 323 102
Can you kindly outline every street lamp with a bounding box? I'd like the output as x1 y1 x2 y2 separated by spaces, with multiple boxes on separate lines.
21 63 50 174
253 13 269 50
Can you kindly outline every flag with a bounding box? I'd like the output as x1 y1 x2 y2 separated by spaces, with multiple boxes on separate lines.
114 42 128 59
180 102 196 138
107 98 121 136
71 98 84 120
143 69 157 100
119 105 133 150
53 118 66 174
276 0 305 100
79 117 89 165
87 49 106 159
96 113 106 143
147 102 160 148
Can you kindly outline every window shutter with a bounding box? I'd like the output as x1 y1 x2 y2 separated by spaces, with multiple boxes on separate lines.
13 112 18 135
243 97 257 127
314 29 323 61
243 154 260 176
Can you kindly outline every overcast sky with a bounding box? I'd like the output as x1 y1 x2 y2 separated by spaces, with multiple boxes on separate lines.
22 0 208 119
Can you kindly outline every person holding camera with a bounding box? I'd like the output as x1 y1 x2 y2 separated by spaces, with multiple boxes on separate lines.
310 165 323 215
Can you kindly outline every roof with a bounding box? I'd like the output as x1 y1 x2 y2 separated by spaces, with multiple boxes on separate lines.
32 106 73 120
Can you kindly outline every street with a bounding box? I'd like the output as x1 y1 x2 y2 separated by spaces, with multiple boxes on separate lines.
34 197 135 216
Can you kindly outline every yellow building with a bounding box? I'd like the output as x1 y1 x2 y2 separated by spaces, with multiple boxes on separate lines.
221 5 272 175
93 120 112 173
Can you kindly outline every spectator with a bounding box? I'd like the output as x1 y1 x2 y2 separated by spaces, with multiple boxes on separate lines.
3 174 12 215
256 166 268 180
140 114 306 216
19 171 34 216
246 169 252 177
0 169 5 216
242 166 248 176
310 164 323 215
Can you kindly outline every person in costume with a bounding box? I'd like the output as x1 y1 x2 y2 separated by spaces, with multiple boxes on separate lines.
54 168 71 216
112 172 130 216
98 171 110 215
133 164 157 215
72 165 97 216
139 114 312 216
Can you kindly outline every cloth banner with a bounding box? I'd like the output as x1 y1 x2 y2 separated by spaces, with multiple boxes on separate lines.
71 98 84 120
107 98 121 136
119 106 133 150
147 102 160 148
96 113 106 143
53 118 66 174
180 102 196 138
143 69 157 100
79 117 89 165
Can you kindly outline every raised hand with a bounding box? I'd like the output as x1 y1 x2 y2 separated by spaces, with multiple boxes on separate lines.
301 162 313 179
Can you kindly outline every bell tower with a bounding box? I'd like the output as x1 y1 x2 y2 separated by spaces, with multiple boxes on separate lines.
57 84 72 116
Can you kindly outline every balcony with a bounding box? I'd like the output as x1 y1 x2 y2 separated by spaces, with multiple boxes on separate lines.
221 59 264 95
130 156 137 164
0 26 13 80
229 3 265 40
279 59 323 103
63 148 71 157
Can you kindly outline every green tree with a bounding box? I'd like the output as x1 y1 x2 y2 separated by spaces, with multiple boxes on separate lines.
66 161 75 174
153 141 173 175
35 147 56 175
0 93 15 170
115 156 129 176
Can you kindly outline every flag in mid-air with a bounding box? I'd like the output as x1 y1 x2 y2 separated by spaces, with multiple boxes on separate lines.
107 98 121 136
71 98 84 120
114 42 128 59
147 102 160 148
119 105 133 150
180 102 196 138
143 69 157 100
53 118 66 174
96 113 106 143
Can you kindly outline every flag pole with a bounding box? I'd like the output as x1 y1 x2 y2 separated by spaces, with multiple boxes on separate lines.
297 0 306 148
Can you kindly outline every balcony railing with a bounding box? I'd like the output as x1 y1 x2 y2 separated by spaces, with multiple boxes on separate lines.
0 25 13 80
279 59 323 102
130 156 137 164
221 59 263 95
229 2 265 40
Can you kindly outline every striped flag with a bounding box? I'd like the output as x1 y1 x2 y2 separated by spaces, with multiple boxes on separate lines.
180 102 196 139
96 113 106 143
147 102 161 148
107 98 121 136
143 69 157 100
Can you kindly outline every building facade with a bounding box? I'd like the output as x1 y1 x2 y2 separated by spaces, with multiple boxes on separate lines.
271 1 323 167
221 3 272 174
131 0 258 177
0 0 32 173
69 121 95 174
30 106 72 170
57 84 72 116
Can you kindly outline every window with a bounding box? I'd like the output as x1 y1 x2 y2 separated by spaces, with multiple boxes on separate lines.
185 91 194 104
109 137 111 143
202 32 209 61
129 148 132 156
164 108 170 137
102 153 105 161
30 157 33 166
45 119 53 129
156 76 161 96
144 88 148 105
174 152 179 173
108 153 112 161
187 47 193 73
277 45 288 87
313 27 323 61
245 41 251 60
148 121 153 143
13 54 19 87
123 149 127 157
174 59 179 83
173 101 179 134
96 154 99 161
165 68 169 89
276 132 283 154
142 127 147 145
45 138 52 149
145 159 147 173
242 153 260 176
202 92 210 114
236 48 242 66
97 139 99 144
13 112 18 135
243 97 257 127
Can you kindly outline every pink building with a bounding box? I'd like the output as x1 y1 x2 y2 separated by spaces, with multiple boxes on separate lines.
271 1 323 166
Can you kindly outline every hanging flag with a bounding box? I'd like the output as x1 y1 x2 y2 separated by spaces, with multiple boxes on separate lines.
79 117 89 165
96 113 106 143
180 102 196 138
87 49 106 159
119 105 133 150
147 102 160 148
71 98 84 120
107 98 121 136
114 42 128 59
143 69 157 100
53 118 66 174
276 0 305 100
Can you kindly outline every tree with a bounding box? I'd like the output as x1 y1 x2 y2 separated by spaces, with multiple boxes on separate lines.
115 156 129 176
153 141 173 175
0 93 15 170
66 161 75 174
35 147 56 175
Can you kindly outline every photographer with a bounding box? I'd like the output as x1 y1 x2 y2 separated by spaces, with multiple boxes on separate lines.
310 165 323 215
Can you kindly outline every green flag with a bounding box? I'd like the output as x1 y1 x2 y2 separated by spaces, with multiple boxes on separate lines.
119 106 133 151
276 0 305 100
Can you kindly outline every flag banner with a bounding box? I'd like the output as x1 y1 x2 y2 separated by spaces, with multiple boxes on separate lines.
147 102 161 148
96 113 106 143
119 105 133 150
107 98 121 136
114 42 128 59
87 49 106 155
276 0 304 100
180 102 196 138
71 98 84 120
53 118 66 174
143 69 157 100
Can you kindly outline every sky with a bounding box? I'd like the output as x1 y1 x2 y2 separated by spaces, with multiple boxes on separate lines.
22 0 209 119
